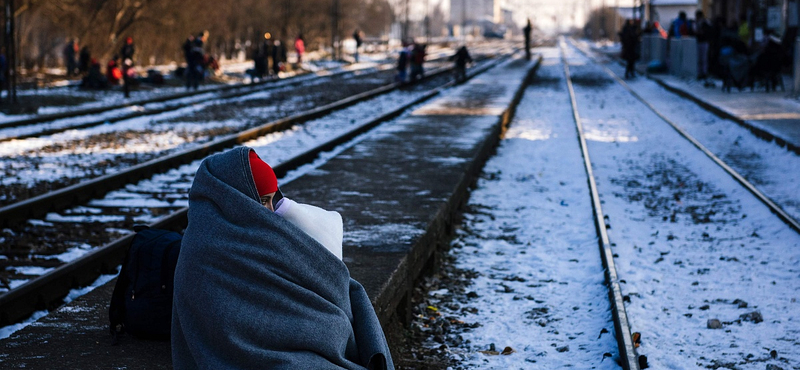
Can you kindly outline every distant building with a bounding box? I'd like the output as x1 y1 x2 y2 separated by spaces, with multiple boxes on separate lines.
648 0 698 24
450 0 501 25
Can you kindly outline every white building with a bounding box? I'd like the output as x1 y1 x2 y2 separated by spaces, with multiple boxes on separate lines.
450 0 501 25
649 0 699 25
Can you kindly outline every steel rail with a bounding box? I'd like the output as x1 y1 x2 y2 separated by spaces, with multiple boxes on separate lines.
0 64 378 131
559 38 641 370
0 53 511 327
0 65 394 142
567 39 800 235
0 59 470 228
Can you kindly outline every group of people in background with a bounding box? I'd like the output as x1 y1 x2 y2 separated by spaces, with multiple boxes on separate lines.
619 10 788 91
250 30 366 82
62 39 91 77
395 40 427 83
250 33 293 81
67 36 138 91
182 31 213 90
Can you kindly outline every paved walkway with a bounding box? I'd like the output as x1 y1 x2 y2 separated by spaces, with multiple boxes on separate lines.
586 39 800 153
645 69 800 153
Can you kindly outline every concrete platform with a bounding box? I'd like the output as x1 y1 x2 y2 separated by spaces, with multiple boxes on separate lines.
645 72 800 154
0 56 539 368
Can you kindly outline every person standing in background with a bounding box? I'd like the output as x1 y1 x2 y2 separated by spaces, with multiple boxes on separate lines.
63 39 78 77
294 34 305 65
120 37 135 97
353 29 363 63
694 10 713 80
523 19 532 60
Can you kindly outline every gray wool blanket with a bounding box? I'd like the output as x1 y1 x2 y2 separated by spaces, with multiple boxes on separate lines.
172 146 393 370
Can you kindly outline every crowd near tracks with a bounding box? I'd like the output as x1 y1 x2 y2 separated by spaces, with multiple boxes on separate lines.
0 47 511 329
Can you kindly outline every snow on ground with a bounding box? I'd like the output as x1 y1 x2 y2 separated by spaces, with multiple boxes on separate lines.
596 55 800 224
419 47 621 369
0 68 449 336
0 57 376 124
564 42 800 369
0 66 391 189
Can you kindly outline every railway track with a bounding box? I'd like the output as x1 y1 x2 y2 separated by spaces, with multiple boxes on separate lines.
0 67 398 209
0 63 382 134
396 39 798 369
559 38 800 368
560 39 641 370
0 48 512 330
566 39 800 235
0 51 491 210
1 43 464 140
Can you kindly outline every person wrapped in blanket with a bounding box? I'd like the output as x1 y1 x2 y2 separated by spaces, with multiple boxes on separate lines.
172 147 394 370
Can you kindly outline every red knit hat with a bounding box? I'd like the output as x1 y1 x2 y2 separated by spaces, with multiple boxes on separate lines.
249 150 278 196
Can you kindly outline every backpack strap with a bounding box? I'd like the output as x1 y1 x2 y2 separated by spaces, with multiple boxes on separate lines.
109 248 132 345
109 225 150 344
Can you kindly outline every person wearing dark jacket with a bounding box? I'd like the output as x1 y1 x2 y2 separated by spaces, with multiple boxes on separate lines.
182 35 194 68
186 34 205 90
253 33 271 79
353 29 363 63
396 43 410 83
523 19 532 60
694 10 713 79
63 39 78 77
120 37 135 64
452 45 472 83
81 58 108 88
409 43 426 82
272 40 287 76
78 46 91 75
619 19 639 79
120 37 135 97
172 147 394 370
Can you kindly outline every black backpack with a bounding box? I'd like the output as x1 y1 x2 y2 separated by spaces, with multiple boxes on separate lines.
109 225 182 343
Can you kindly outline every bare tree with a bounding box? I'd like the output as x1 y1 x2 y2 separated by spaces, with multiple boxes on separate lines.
6 0 395 69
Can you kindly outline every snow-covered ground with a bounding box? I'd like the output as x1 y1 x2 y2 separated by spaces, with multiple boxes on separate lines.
415 46 622 368
594 49 800 224
408 41 800 370
0 66 397 194
0 58 380 124
563 41 800 369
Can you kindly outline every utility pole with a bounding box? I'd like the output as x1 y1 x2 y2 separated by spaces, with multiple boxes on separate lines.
4 0 17 106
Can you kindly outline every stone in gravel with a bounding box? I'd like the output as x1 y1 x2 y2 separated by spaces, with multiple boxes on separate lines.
770 350 777 359
740 311 763 323
501 346 514 355
707 319 723 329
699 304 710 310
766 365 784 370
556 345 569 352
466 291 479 299
733 299 748 308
